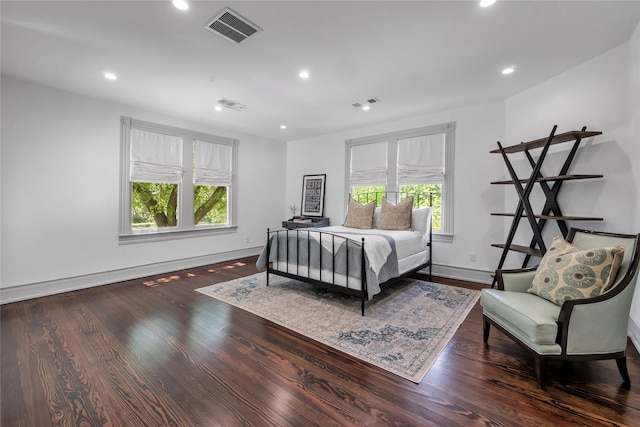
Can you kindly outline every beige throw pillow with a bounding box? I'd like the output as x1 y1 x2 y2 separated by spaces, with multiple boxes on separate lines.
377 197 413 231
528 236 625 306
343 199 376 229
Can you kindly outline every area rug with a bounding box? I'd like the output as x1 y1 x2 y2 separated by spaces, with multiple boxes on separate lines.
195 273 479 383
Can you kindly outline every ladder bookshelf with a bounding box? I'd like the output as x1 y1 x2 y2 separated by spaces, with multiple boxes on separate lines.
490 125 603 287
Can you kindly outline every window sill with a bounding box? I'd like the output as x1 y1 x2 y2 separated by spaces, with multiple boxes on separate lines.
119 225 237 245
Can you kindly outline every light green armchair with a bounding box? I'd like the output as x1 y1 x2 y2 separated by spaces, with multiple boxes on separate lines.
481 228 640 389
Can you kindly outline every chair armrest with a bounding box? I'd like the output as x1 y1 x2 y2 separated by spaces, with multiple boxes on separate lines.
495 267 537 292
557 264 639 355
559 292 633 355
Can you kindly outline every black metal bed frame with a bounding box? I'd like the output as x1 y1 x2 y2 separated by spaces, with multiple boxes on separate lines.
265 192 433 315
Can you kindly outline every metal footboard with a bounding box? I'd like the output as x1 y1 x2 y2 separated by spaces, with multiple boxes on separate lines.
265 228 368 315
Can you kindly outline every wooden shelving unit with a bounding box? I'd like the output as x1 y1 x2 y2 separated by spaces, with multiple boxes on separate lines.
490 125 603 287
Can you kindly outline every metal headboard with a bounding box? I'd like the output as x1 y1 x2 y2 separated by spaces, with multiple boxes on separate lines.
349 191 432 208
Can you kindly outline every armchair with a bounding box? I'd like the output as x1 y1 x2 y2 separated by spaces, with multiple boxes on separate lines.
481 228 640 389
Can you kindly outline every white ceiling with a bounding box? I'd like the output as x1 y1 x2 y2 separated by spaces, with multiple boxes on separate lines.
2 1 640 141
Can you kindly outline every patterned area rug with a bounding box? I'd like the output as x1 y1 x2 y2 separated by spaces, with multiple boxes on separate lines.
195 273 479 383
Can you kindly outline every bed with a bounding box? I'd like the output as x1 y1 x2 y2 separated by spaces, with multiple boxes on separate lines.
256 193 433 315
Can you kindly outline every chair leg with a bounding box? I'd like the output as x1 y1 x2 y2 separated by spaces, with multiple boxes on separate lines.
616 357 631 385
483 316 490 342
535 357 546 390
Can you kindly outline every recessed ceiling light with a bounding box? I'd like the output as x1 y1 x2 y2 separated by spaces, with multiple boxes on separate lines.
362 105 371 111
214 105 223 112
298 70 310 79
502 66 515 75
280 125 287 129
104 72 117 80
173 0 189 11
480 0 496 7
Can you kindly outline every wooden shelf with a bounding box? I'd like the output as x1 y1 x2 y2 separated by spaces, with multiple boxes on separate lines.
490 174 603 185
489 125 604 288
491 213 603 221
537 214 602 221
491 244 542 258
490 130 602 154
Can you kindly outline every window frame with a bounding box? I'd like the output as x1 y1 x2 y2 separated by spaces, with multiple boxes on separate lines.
345 122 455 242
119 117 238 244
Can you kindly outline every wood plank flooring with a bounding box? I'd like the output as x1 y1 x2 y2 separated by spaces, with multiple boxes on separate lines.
2 256 640 426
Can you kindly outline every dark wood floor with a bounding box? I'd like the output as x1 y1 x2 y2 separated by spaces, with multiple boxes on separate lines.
2 256 640 426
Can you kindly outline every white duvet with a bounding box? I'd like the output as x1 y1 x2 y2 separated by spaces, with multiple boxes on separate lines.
314 226 427 275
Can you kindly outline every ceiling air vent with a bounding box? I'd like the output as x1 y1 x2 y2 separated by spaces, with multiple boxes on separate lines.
216 98 248 111
352 97 381 108
205 8 262 44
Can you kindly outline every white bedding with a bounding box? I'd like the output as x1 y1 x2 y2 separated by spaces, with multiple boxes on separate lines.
318 225 428 260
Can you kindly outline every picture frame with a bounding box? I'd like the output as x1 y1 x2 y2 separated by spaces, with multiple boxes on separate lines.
301 174 326 217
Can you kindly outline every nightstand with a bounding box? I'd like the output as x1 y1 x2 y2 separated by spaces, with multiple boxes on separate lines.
282 217 330 230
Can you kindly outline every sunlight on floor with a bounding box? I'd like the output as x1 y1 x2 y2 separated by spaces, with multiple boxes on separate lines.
207 261 246 273
143 275 180 287
143 262 247 287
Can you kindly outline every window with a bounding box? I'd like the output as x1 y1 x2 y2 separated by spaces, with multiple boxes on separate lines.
119 117 237 242
345 122 455 240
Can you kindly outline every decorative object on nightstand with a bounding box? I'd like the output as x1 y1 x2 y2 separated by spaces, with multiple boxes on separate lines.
289 203 299 219
301 174 326 217
284 174 328 229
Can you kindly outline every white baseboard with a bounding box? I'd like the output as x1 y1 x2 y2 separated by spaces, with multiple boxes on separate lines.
431 263 493 285
0 247 263 304
630 318 640 353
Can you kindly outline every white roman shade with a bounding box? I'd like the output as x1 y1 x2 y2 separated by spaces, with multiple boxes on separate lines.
350 141 388 186
194 140 232 186
130 129 183 183
397 133 445 184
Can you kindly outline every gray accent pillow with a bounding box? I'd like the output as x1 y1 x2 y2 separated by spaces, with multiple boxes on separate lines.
377 197 413 231
343 199 376 229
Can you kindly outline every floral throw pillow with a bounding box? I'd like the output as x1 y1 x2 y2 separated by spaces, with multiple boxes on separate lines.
343 198 376 229
528 236 625 306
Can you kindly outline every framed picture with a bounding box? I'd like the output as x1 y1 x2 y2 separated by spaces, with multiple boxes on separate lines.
301 174 326 217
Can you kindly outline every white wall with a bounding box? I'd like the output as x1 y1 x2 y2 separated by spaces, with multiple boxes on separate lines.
627 20 640 346
0 76 286 301
286 101 506 283
630 21 640 240
504 26 640 346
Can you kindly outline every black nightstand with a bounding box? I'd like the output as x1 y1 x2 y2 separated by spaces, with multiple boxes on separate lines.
282 217 330 230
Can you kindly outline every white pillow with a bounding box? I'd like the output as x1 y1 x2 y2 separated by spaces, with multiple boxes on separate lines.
372 206 432 234
372 207 382 228
411 207 432 235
